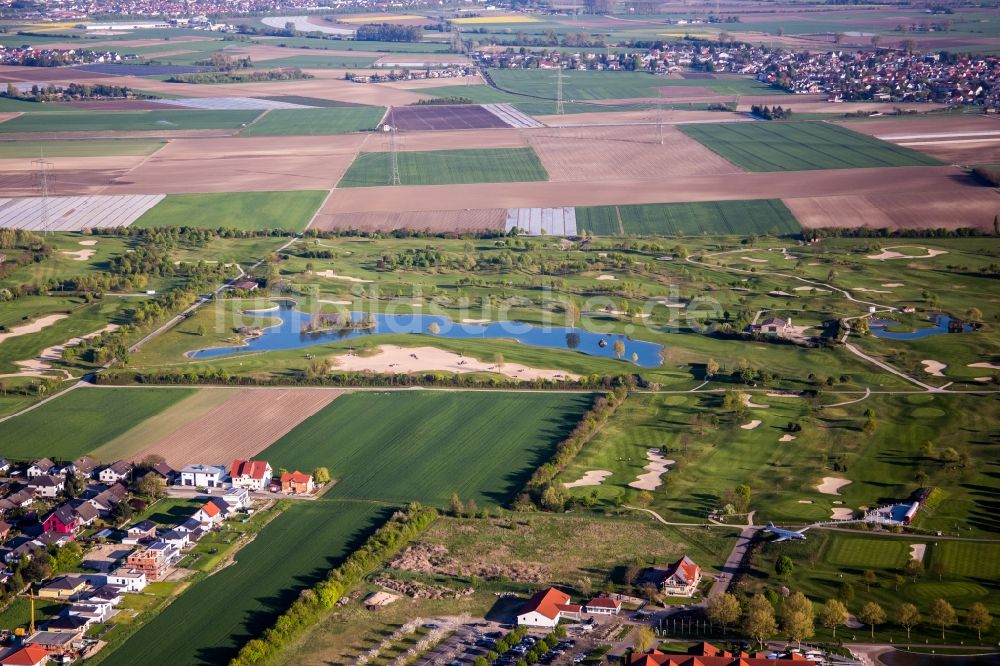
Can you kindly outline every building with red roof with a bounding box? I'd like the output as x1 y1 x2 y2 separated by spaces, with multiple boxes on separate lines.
0 645 49 666
584 595 622 615
230 460 273 491
628 644 816 666
280 471 315 495
642 555 702 597
516 587 583 628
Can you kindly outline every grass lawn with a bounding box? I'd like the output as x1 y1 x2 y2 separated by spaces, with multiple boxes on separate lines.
135 497 202 526
930 541 1000 579
0 597 63 633
338 148 548 187
575 200 800 236
132 191 327 232
0 110 261 134
240 106 385 136
0 139 164 158
0 386 195 460
679 121 943 171
825 536 909 569
489 69 777 100
261 391 592 507
256 54 379 69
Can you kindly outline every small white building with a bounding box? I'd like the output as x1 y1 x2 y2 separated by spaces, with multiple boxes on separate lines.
178 464 227 488
105 568 148 592
516 587 581 628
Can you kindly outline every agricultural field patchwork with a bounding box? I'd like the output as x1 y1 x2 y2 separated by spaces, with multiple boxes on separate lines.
337 147 548 187
575 200 800 236
239 106 386 136
131 191 328 231
0 139 164 158
490 69 777 100
0 110 262 134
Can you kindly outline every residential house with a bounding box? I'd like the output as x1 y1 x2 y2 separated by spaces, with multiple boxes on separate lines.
0 520 11 541
26 459 55 479
516 587 582 628
98 461 133 485
45 614 90 633
70 501 99 527
0 645 50 666
752 316 791 336
175 517 203 534
123 520 157 545
27 475 64 499
159 529 189 550
38 576 87 599
42 506 80 537
35 532 73 549
192 500 223 526
86 585 122 606
229 460 272 491
148 463 176 484
68 599 114 623
584 595 621 615
2 536 41 564
23 630 78 655
644 556 702 597
4 488 35 510
67 456 99 479
125 541 179 581
0 459 10 474
178 464 227 488
89 484 128 516
280 470 315 495
105 568 146 592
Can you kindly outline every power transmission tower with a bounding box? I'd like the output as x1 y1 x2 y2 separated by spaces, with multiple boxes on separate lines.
388 125 400 186
656 90 664 145
32 154 52 234
555 66 565 115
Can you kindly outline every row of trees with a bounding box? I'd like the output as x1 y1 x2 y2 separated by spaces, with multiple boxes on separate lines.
355 24 422 43
707 591 993 647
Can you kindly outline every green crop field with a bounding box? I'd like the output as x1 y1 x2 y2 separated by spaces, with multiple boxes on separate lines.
240 106 385 136
261 391 591 507
0 110 261 134
575 200 800 236
0 97 86 113
489 69 777 100
0 387 195 460
99 501 387 666
679 121 943 171
255 37 453 52
0 139 163 158
132 191 327 232
256 54 379 69
825 536 910 569
931 542 1000 579
338 147 548 187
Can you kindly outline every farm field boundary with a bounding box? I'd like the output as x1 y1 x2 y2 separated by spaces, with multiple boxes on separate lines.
132 191 328 232
337 147 548 187
239 106 386 136
576 199 801 236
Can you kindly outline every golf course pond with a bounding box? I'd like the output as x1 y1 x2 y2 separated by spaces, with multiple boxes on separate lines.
870 315 976 340
187 300 664 366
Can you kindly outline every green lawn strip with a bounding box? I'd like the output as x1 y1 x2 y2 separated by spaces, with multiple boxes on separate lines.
261 391 592 507
678 122 943 171
90 388 235 462
825 536 909 569
132 191 328 232
239 107 385 136
576 200 800 236
338 147 548 187
489 69 777 100
135 497 203 526
0 386 195 460
0 139 164 158
930 541 1000 579
0 97 87 113
97 501 389 666
0 597 63 633
254 54 379 69
0 110 261 134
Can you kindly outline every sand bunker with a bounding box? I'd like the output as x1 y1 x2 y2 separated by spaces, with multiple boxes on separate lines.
460 318 490 324
0 314 68 345
793 286 830 292
330 345 579 381
969 362 1000 370
1 323 119 379
741 256 768 263
779 434 796 442
741 419 762 430
595 274 617 281
921 360 947 377
866 247 947 261
767 391 801 398
564 470 612 489
797 500 813 504
769 290 793 297
78 240 98 246
60 249 96 261
817 477 851 496
318 299 352 306
314 270 371 283
882 283 904 288
628 449 674 491
742 394 769 409
854 288 890 294
909 543 927 563
831 508 854 520
974 376 991 382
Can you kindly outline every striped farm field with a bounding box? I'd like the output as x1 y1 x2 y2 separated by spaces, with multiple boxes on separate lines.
824 535 909 569
0 387 196 460
576 199 800 236
337 147 548 187
0 195 165 231
132 191 327 231
240 107 385 136
679 121 943 171
0 110 261 134
0 139 163 158
930 541 1000 578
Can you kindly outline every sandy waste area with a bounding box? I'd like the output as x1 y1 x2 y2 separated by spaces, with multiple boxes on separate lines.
564 470 612 488
817 477 851 495
628 449 674 491
329 345 579 381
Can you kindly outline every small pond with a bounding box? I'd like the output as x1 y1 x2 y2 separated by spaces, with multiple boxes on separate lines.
870 315 976 341
187 300 664 367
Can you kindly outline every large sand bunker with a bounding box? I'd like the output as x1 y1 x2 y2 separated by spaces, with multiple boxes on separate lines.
61 249 96 261
831 508 854 520
741 419 762 430
329 345 580 381
969 361 1000 370
866 246 947 261
313 270 372 283
0 314 68 345
1 323 118 379
564 470 612 488
921 360 947 377
909 543 927 562
817 477 851 496
628 449 674 491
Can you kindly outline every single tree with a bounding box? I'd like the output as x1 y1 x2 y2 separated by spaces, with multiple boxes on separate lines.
465 499 478 518
613 339 626 359
929 598 956 640
931 561 946 581
965 602 992 641
858 601 886 639
896 603 921 641
636 626 657 652
449 492 463 517
862 569 877 592
494 352 504 372
775 554 794 579
893 574 906 591
820 598 849 639
313 467 330 484
838 581 855 604
904 558 924 581
782 591 814 648
427 321 441 335
577 576 593 597
707 593 742 634
706 358 720 379
745 593 777 651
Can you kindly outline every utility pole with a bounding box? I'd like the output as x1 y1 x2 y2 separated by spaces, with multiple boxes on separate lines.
32 154 52 234
388 125 401 186
556 66 565 115
657 89 664 145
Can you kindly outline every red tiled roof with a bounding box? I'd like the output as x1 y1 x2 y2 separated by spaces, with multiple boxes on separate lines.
586 596 621 609
628 651 814 666
664 555 701 585
200 501 220 517
1 645 49 665
519 587 571 621
555 603 582 613
231 459 270 480
280 471 311 484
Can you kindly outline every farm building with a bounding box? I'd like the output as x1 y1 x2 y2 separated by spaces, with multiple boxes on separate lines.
230 460 273 491
642 556 702 597
516 587 582 628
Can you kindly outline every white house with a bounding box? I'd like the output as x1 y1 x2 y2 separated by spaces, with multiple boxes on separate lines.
27 475 64 498
516 587 582 628
88 568 147 592
651 556 702 597
26 458 56 479
223 487 251 510
178 464 227 488
229 460 272 492
192 500 224 526
584 595 622 615
99 460 133 484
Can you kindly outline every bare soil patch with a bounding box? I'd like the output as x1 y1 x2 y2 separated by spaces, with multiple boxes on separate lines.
384 104 510 131
533 109 747 126
130 388 341 468
361 128 525 152
0 65 108 83
312 208 506 232
390 542 546 584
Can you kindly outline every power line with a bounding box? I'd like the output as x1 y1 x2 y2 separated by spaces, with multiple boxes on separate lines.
388 125 400 186
31 153 52 234
555 66 565 115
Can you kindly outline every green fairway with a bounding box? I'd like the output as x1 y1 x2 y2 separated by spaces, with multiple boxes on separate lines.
0 387 195 460
261 391 592 507
0 139 164 158
825 536 909 569
490 69 776 100
931 541 1000 579
132 191 327 232
240 106 385 136
576 200 800 236
679 121 943 171
338 147 548 187
98 501 386 666
0 110 261 134
256 54 379 69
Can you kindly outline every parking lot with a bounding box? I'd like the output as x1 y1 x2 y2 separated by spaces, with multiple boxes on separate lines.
412 620 603 666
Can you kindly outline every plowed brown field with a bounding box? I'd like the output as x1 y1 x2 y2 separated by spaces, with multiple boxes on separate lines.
130 388 341 468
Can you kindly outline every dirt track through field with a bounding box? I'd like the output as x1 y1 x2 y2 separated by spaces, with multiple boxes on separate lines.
130 388 342 468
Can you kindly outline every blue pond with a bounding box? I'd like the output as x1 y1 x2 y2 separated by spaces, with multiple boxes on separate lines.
870 315 975 341
188 301 664 367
